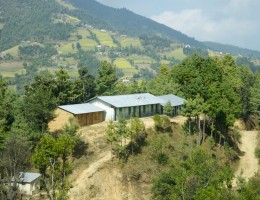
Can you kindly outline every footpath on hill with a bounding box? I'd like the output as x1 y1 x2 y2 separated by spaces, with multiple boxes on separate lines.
233 130 259 186
68 116 187 200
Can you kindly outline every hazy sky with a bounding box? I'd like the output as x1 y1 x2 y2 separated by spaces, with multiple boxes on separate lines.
96 0 260 51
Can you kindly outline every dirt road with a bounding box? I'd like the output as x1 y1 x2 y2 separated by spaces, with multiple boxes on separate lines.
233 130 259 186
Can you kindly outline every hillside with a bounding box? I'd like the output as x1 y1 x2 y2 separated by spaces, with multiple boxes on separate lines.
67 0 204 47
1 0 260 91
204 41 260 58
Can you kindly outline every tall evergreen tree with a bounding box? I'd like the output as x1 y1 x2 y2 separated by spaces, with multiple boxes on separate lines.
96 61 117 95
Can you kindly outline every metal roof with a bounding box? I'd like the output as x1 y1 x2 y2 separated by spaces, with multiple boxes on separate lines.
59 103 104 114
92 93 162 108
158 94 185 106
12 172 41 183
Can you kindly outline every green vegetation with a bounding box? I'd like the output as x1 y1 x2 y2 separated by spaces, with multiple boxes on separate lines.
0 52 260 198
92 29 115 47
118 37 142 48
114 58 133 69
0 0 260 198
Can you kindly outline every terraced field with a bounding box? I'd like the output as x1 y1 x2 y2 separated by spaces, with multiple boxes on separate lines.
0 61 25 78
118 37 142 48
113 58 138 77
65 14 81 23
167 48 186 60
2 45 20 58
57 42 78 54
128 55 154 64
114 58 133 68
92 29 115 47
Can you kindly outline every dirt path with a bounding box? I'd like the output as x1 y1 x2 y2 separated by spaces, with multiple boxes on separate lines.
233 130 259 186
68 151 111 199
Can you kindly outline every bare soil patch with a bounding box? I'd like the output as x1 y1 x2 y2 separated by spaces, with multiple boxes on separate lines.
233 130 259 186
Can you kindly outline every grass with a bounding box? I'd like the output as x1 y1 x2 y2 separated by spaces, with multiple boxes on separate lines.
55 0 76 10
113 58 133 69
160 60 170 65
118 37 142 48
65 14 80 22
78 39 97 49
3 45 20 57
2 42 44 58
0 23 4 29
57 42 77 54
121 68 139 77
92 29 115 47
167 48 187 60
76 28 91 38
59 28 97 53
128 55 154 64
0 61 25 77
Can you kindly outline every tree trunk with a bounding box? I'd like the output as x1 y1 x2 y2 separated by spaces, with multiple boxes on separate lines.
202 115 206 143
218 132 222 146
197 116 201 146
50 158 56 200
210 121 213 138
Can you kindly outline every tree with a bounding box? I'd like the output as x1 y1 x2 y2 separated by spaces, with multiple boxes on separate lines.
163 101 173 116
106 120 117 158
147 65 181 96
72 67 96 103
238 173 260 200
129 118 145 155
96 61 117 95
0 134 31 200
32 133 75 200
152 148 233 200
54 67 72 105
250 73 260 128
153 115 171 133
76 42 81 51
23 85 57 132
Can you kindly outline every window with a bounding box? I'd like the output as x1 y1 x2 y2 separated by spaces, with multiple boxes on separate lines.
128 107 131 116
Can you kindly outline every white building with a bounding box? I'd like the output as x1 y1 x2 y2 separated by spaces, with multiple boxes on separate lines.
13 172 41 195
158 94 185 116
88 93 163 121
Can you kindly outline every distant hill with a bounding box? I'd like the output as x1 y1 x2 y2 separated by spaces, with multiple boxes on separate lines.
0 0 73 51
0 0 260 57
67 0 205 48
204 41 260 58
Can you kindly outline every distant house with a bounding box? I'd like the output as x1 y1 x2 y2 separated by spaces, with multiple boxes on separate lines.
88 93 162 121
49 103 105 130
12 172 41 195
158 94 185 116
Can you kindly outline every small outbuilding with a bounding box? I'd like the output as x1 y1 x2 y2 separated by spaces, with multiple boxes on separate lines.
88 93 162 121
13 172 41 195
158 94 185 116
49 103 105 130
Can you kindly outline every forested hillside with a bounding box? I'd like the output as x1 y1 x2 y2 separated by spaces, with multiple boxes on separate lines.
68 0 204 47
0 0 72 51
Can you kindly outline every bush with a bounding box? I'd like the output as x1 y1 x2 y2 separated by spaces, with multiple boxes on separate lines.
153 115 172 132
255 148 260 163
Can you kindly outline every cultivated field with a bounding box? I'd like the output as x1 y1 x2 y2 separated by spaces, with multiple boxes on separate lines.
0 61 25 78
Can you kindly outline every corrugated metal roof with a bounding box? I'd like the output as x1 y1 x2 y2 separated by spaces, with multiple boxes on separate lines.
158 94 185 106
93 93 162 108
13 172 41 183
59 103 104 115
